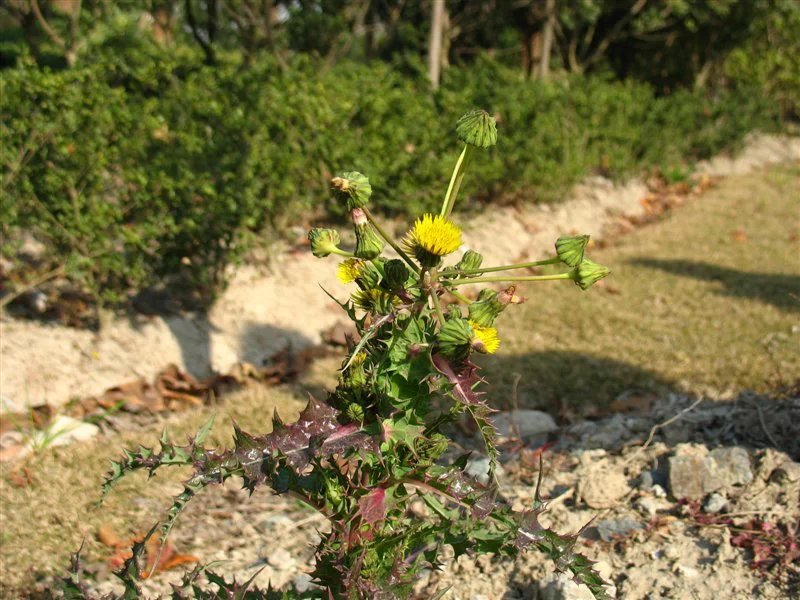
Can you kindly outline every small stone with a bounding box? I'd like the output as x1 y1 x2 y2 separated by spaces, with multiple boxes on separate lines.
28 415 99 449
266 548 295 571
584 414 631 450
651 484 667 498
635 496 659 517
597 516 644 542
292 573 318 593
668 444 753 500
464 455 504 485
637 471 654 490
675 564 699 578
703 492 728 514
491 410 558 442
578 466 631 509
539 572 602 600
770 460 800 484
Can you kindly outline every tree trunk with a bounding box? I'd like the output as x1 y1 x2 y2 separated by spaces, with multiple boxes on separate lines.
538 0 556 80
428 0 445 89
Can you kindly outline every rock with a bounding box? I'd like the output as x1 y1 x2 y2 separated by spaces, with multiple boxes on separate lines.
539 572 606 600
583 414 631 449
637 471 654 490
703 492 728 514
266 548 295 571
651 484 667 498
28 415 99 449
491 410 558 442
597 516 644 542
668 444 753 499
464 454 504 485
292 573 318 593
769 460 800 484
578 465 631 509
635 496 659 517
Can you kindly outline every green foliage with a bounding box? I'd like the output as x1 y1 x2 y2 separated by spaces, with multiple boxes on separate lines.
1 51 777 307
94 113 614 599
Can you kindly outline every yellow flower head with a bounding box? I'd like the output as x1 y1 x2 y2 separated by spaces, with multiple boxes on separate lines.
337 258 364 284
403 214 462 268
468 320 500 354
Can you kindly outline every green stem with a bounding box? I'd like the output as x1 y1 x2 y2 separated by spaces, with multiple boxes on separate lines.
447 273 574 286
362 207 419 272
330 247 355 258
446 289 473 304
427 269 447 324
458 257 560 275
440 144 474 218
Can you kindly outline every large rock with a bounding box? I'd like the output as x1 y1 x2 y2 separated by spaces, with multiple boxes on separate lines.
668 444 753 500
491 409 558 442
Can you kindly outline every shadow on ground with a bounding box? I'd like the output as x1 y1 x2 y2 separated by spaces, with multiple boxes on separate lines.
478 350 675 418
631 258 800 312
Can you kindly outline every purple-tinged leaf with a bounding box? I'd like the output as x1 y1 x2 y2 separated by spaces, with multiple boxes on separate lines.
357 488 387 524
471 493 496 519
431 354 486 406
515 506 548 549
321 423 379 458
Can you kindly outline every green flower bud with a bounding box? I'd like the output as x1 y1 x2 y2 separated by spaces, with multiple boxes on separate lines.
345 402 365 422
467 285 522 326
325 477 344 509
456 249 484 274
351 208 385 259
414 432 449 463
437 317 472 360
357 260 383 290
352 289 398 314
332 171 372 210
556 235 590 267
456 109 498 149
468 289 504 327
308 228 342 258
383 259 409 290
571 258 611 290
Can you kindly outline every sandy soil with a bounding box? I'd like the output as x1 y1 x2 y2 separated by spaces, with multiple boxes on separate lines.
2 133 798 413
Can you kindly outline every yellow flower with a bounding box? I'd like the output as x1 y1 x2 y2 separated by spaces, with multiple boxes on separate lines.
468 320 500 354
337 258 364 284
403 214 462 268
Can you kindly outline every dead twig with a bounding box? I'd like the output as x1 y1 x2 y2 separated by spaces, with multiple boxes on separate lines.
625 396 704 463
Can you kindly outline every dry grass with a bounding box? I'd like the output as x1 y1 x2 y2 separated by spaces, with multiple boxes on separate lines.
0 386 304 595
480 165 800 413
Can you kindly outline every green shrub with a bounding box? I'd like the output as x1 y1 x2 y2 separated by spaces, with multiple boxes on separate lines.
1 55 779 309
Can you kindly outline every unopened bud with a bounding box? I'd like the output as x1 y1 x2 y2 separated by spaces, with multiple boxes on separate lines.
456 249 484 274
556 235 590 267
571 258 610 290
437 317 472 360
351 208 385 259
332 171 372 210
308 228 342 258
383 259 409 290
456 109 498 149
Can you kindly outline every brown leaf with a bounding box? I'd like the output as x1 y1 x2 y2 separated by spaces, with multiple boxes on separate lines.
730 228 747 243
97 524 127 549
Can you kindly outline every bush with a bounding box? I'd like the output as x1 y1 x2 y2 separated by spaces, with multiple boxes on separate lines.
0 54 779 308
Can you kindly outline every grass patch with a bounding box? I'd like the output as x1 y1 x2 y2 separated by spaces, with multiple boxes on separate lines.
481 165 800 414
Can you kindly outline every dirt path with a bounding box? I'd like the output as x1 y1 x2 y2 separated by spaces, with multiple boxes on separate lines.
2 134 798 413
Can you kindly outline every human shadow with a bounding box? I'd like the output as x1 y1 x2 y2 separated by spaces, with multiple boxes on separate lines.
631 258 800 312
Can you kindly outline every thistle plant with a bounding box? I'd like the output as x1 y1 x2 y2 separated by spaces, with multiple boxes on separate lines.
99 110 611 599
